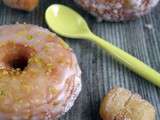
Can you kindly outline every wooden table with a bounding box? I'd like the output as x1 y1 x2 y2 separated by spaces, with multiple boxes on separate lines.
0 0 160 120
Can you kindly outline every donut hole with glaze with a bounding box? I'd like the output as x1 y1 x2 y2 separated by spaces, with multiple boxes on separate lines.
8 55 28 71
0 42 36 71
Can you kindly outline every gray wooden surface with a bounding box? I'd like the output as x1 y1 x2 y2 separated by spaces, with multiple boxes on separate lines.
0 0 160 120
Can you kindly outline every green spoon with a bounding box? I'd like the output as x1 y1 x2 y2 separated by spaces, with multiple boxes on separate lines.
45 4 160 87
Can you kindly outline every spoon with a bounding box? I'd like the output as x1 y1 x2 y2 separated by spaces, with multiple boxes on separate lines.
45 4 160 87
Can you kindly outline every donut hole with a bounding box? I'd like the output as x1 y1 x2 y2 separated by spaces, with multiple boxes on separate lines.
0 43 36 71
8 55 29 71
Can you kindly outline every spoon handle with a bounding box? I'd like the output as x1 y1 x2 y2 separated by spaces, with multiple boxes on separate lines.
85 33 160 87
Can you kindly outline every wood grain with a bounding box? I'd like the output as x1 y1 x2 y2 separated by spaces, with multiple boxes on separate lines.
0 0 160 120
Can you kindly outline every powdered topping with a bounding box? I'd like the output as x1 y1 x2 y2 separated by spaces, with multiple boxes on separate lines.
74 0 159 21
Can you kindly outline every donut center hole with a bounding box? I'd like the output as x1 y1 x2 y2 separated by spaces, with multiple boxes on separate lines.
1 43 36 71
9 56 29 71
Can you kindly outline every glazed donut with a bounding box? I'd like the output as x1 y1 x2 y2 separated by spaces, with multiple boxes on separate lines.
74 0 160 21
100 87 155 120
0 24 81 119
2 0 39 11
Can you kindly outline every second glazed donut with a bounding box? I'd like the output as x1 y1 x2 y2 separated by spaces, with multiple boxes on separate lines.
74 0 160 21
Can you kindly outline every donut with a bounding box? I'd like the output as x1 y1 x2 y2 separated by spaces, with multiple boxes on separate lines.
74 0 160 21
0 24 81 119
100 87 155 120
2 0 39 11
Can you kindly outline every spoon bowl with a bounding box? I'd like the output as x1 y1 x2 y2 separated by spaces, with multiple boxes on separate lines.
45 4 160 87
45 4 90 38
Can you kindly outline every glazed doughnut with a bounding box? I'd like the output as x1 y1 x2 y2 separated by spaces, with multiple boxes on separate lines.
100 87 155 120
74 0 160 21
2 0 39 11
0 24 81 119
